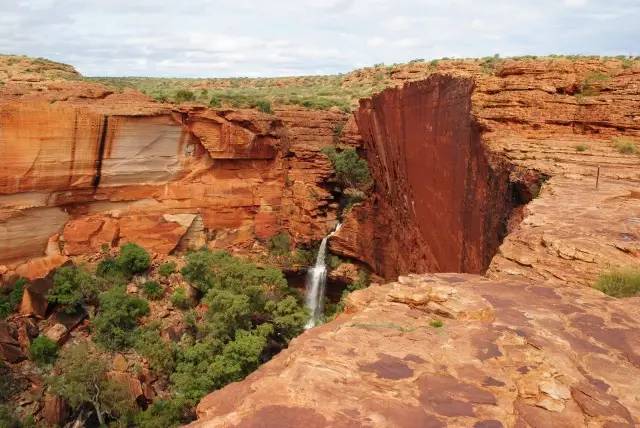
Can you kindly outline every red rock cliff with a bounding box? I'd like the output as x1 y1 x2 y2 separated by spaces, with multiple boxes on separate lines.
332 75 525 278
0 81 346 278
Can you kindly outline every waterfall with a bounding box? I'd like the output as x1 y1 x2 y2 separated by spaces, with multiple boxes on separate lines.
304 223 341 329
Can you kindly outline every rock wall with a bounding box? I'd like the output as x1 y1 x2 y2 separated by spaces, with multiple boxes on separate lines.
0 85 346 277
331 75 527 279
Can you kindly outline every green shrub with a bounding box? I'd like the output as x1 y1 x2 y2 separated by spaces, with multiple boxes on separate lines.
117 243 151 275
158 261 177 278
430 319 444 328
48 266 96 314
578 72 610 96
321 147 372 190
171 287 191 310
171 250 306 401
0 278 26 319
292 248 315 266
174 89 195 103
267 232 291 256
612 138 638 155
253 99 272 114
92 286 150 350
135 324 176 375
208 95 222 107
143 281 163 300
574 144 589 152
134 398 193 428
594 268 640 297
29 336 58 366
48 343 134 426
95 257 128 288
206 324 272 390
265 296 308 341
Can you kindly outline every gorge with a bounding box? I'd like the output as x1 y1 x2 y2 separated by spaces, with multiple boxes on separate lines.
1 55 639 427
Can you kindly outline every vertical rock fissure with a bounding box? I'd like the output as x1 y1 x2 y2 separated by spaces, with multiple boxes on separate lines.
92 115 109 189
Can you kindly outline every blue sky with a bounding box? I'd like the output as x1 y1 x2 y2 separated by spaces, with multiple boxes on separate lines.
1 0 638 77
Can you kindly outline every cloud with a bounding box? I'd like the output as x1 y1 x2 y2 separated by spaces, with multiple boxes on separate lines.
563 0 588 7
0 0 637 77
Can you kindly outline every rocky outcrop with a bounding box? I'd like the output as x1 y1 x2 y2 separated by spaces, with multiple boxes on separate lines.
0 83 347 278
190 274 640 427
192 59 640 427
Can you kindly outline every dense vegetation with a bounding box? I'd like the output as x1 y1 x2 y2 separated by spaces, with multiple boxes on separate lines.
5 244 311 427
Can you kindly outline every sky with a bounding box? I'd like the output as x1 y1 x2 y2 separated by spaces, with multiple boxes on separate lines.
1 0 638 77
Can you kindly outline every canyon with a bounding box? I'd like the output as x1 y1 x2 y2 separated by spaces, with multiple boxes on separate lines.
1 55 639 427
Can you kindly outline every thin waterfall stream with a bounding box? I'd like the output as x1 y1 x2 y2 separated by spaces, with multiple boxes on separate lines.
304 222 341 329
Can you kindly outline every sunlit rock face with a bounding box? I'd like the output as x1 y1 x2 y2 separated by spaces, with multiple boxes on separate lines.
189 274 640 427
0 83 350 277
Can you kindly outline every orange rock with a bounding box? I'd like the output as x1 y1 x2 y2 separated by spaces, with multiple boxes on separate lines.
107 371 144 401
42 393 68 426
189 274 640 427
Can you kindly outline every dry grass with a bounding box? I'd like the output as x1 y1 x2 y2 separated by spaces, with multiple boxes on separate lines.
594 268 640 297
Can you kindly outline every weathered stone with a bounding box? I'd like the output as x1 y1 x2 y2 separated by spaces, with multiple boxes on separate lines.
42 393 68 426
189 274 640 427
43 323 68 345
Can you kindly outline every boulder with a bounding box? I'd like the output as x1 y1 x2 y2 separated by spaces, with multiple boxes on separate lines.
43 323 68 345
0 321 25 363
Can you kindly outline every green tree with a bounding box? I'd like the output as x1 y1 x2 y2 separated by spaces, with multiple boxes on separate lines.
206 324 273 390
117 243 151 276
48 343 134 426
134 398 193 428
92 286 149 350
47 266 96 314
174 89 195 103
265 296 308 341
29 336 58 366
170 287 192 310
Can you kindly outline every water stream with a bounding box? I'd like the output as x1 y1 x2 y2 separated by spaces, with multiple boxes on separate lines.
304 223 341 329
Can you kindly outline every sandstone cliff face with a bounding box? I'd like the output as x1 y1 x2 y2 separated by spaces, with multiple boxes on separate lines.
0 83 345 276
331 75 530 278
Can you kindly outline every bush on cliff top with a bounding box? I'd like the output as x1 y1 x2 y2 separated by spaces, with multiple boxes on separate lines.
595 268 640 297
612 138 638 155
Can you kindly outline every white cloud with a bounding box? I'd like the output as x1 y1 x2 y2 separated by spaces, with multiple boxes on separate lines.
563 0 588 6
0 0 636 77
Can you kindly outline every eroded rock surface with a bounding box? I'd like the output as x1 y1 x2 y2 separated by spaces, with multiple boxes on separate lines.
190 274 640 427
193 60 640 427
0 81 346 277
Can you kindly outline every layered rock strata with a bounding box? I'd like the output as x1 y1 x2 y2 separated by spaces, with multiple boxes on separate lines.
0 82 346 278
